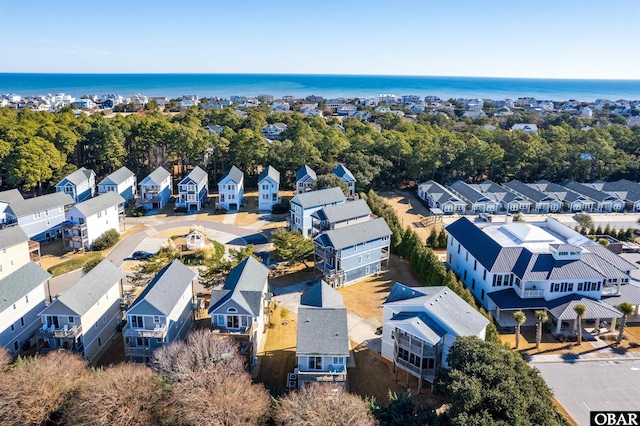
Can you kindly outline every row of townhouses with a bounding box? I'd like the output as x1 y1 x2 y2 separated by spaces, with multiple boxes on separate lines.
418 178 640 214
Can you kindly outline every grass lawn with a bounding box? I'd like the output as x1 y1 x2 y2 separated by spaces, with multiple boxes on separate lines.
46 251 103 277
255 306 297 395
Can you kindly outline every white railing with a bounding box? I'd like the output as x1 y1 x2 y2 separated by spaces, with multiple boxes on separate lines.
522 289 544 298
122 324 168 338
602 286 619 295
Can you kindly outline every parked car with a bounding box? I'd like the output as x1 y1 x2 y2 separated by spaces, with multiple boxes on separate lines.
130 251 154 260
479 212 492 222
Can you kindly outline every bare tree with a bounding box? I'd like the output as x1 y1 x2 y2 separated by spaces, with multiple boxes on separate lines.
152 329 245 382
63 363 165 426
0 348 11 369
167 369 271 426
0 351 89 426
275 384 376 426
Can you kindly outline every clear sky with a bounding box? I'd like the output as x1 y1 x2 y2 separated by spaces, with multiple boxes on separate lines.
1 0 639 79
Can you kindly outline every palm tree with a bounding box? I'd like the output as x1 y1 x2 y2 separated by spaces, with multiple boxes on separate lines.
574 304 587 345
617 302 635 345
535 310 548 350
513 311 526 350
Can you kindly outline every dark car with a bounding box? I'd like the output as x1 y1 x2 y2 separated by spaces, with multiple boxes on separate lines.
130 251 154 260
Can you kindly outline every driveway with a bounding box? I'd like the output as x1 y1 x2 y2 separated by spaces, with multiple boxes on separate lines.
532 359 640 426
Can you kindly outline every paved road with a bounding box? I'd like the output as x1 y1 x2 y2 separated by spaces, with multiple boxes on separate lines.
533 360 640 425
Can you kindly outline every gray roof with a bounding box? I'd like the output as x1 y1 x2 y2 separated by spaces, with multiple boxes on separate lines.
7 192 74 217
208 257 268 316
142 167 171 185
383 284 489 337
220 165 243 185
72 191 124 218
296 165 317 182
300 281 345 309
296 306 349 356
180 166 208 185
532 180 590 203
0 226 28 250
549 298 622 321
314 217 391 249
0 262 51 313
561 180 620 203
549 244 581 251
333 164 355 182
99 166 134 186
418 180 463 205
601 284 640 307
448 180 493 204
502 180 558 203
311 199 371 223
57 167 94 186
40 260 124 317
128 260 195 317
583 244 638 272
0 189 24 203
291 187 346 209
596 179 640 202
258 165 279 184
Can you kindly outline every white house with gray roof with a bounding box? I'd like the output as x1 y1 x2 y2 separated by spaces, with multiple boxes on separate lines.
333 164 356 198
98 166 137 204
501 180 562 213
446 217 640 334
138 166 172 210
0 226 32 280
55 167 96 203
311 199 372 236
314 217 391 287
123 260 196 364
586 179 640 211
290 187 346 238
176 166 209 212
447 180 499 213
296 281 350 391
258 165 280 211
0 189 24 225
561 180 625 212
471 180 532 212
417 180 466 214
37 259 124 363
381 283 489 392
0 262 50 357
529 180 595 212
217 165 244 211
62 192 125 251
295 165 317 194
208 257 270 365
5 192 74 242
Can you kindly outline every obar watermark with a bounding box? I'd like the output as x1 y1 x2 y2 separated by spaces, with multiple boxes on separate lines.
591 412 640 426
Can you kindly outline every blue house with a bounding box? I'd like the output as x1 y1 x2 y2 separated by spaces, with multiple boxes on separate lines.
258 165 280 211
138 167 172 210
296 165 317 194
333 164 356 197
98 166 137 204
290 187 346 238
217 165 244 211
176 166 209 212
55 167 96 203
123 260 196 364
5 192 74 242
313 217 392 287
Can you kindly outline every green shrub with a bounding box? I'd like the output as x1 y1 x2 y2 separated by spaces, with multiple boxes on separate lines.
271 200 289 214
48 252 103 277
131 207 146 217
82 255 104 274
92 229 120 251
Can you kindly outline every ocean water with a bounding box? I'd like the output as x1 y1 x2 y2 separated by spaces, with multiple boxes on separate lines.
1 73 640 102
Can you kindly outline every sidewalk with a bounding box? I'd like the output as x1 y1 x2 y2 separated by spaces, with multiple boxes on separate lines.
528 347 640 363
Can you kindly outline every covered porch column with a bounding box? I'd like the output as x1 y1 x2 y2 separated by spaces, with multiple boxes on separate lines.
609 317 617 333
555 317 562 334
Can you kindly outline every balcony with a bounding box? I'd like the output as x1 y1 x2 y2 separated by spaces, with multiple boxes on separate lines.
522 289 544 298
298 369 348 386
124 346 155 358
28 240 41 263
395 357 436 381
602 286 620 295
38 324 83 339
123 324 168 339
380 247 390 260
395 334 437 358
211 324 253 340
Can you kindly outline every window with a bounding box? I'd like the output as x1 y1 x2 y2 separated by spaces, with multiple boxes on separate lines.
94 322 98 329
156 338 163 344
217 315 224 326
472 279 475 290
481 290 485 300
457 244 460 254
14 341 18 351
358 256 362 264
103 314 107 324
366 252 370 259
578 283 583 291
69 316 75 323
463 270 467 280
25 295 29 304
483 270 487 280
366 265 370 274
474 260 477 271
153 316 160 323
332 357 344 365
10 324 14 332
12 304 16 310
98 337 102 347
131 316 143 328
465 252 468 261
308 356 323 370
227 307 237 313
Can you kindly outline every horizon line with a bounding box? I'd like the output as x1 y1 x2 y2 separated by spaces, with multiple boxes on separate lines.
1 72 640 82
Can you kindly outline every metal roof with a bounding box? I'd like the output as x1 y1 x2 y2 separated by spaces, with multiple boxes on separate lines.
311 199 371 223
446 217 503 271
295 164 316 182
7 192 74 217
601 284 640 307
258 165 280 184
0 262 50 313
98 166 135 186
72 192 125 218
40 259 124 317
300 281 344 309
180 166 208 186
0 226 28 250
550 298 622 321
448 180 494 204
296 306 349 356
57 167 94 186
532 180 590 203
503 180 557 203
142 167 171 185
561 180 620 203
0 189 24 203
418 180 463 204
128 260 195 317
208 257 268 316
220 165 243 185
389 312 446 346
333 164 355 182
315 217 391 249
597 179 640 202
291 187 345 209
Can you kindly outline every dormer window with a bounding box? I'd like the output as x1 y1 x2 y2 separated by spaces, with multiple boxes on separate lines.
227 307 237 313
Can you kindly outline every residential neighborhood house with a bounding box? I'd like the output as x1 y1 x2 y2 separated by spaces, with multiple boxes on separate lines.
55 167 96 203
290 187 346 238
98 166 137 204
258 165 280 211
217 165 244 211
295 164 317 194
332 164 357 198
5 192 74 241
62 192 125 251
176 166 209 212
137 166 172 210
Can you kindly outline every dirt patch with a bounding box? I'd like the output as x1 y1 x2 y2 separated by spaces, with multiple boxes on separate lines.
152 227 192 239
379 190 446 242
255 306 298 394
234 211 260 227
339 255 422 322
348 344 444 408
